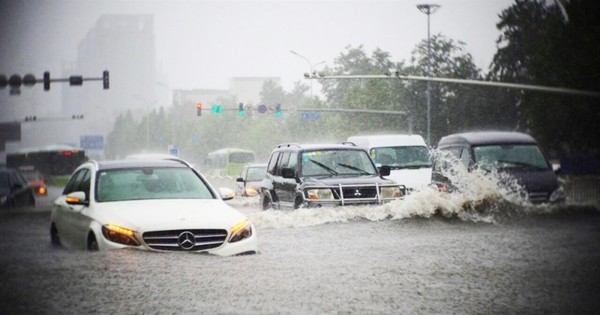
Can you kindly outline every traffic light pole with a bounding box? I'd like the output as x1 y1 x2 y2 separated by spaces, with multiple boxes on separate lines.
303 73 600 98
0 70 109 95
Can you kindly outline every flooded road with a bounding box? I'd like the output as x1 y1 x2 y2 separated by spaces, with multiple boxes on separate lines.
1 192 598 314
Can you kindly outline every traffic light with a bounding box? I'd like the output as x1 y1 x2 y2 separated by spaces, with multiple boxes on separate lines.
238 103 244 116
102 70 109 89
197 102 203 116
275 104 282 117
211 105 222 114
43 72 50 90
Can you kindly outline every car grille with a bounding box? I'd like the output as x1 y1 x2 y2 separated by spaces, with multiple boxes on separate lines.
142 229 228 251
340 187 378 199
528 192 549 203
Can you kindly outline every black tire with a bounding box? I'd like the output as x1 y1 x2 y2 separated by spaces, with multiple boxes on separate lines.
87 233 99 251
261 194 272 210
294 196 304 209
50 223 61 247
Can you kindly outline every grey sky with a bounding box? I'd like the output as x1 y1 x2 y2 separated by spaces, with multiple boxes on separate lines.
1 0 513 93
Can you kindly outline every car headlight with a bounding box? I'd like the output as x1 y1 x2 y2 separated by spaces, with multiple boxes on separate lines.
306 188 334 200
102 224 140 246
245 187 259 197
549 185 566 203
229 219 253 243
380 186 402 199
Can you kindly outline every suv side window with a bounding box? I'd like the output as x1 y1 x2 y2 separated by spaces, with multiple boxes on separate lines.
267 152 280 175
275 152 291 176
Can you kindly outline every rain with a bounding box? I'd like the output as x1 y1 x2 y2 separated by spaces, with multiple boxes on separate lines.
1 0 599 314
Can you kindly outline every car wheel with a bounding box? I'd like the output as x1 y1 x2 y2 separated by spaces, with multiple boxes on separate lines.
50 223 61 247
294 196 304 209
261 194 272 210
87 233 99 251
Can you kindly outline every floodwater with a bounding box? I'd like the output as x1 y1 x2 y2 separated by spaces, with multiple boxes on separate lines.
1 169 599 314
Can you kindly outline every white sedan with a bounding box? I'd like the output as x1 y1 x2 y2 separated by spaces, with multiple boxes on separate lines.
50 159 257 256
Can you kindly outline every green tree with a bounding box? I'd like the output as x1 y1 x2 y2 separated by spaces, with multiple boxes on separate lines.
404 34 486 144
490 0 600 155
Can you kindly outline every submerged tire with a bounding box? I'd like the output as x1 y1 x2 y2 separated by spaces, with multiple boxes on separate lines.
87 233 99 251
261 194 272 210
50 224 60 247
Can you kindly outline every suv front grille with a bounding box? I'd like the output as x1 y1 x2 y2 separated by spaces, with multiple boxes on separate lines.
306 183 403 206
142 229 227 251
341 187 378 199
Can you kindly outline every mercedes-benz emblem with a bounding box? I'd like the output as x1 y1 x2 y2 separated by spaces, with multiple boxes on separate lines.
177 231 196 250
354 189 362 197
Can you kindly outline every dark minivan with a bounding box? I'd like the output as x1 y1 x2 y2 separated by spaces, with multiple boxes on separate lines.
432 131 565 204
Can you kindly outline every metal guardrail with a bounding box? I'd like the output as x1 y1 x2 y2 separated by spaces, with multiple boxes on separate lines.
563 176 600 207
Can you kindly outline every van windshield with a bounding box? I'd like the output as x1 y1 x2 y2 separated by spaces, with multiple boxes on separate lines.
370 146 431 169
473 144 549 171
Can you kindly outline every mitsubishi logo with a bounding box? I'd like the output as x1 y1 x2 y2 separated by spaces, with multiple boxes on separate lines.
354 189 362 197
177 231 196 250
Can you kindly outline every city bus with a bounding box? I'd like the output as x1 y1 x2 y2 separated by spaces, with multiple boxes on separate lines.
6 145 87 177
204 148 256 177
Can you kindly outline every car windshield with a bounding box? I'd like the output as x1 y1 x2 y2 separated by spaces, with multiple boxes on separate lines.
246 166 266 181
300 149 376 177
370 146 431 169
473 144 549 171
96 167 214 202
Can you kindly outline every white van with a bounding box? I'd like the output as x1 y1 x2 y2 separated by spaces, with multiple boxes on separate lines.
347 134 432 192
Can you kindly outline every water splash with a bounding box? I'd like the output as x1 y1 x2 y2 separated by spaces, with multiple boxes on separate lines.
240 152 572 230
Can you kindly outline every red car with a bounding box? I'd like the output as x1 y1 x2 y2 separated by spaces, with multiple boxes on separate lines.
20 169 47 196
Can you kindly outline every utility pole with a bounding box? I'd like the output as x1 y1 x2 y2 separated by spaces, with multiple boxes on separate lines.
417 4 440 146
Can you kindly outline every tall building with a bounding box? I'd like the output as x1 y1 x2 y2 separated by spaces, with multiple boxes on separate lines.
62 14 157 158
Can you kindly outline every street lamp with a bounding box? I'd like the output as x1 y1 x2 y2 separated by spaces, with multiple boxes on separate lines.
290 50 325 102
417 3 440 146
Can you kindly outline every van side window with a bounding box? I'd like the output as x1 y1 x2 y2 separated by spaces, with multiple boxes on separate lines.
460 147 471 168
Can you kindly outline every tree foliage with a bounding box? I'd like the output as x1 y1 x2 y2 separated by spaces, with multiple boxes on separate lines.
490 0 600 155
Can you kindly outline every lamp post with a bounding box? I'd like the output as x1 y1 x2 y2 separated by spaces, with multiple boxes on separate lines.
417 3 440 146
290 50 325 102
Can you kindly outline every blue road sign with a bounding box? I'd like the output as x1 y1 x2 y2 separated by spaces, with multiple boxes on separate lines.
80 135 104 150
301 112 320 120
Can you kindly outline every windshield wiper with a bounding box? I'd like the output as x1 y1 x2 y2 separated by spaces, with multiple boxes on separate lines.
495 160 547 171
309 159 338 175
337 163 371 175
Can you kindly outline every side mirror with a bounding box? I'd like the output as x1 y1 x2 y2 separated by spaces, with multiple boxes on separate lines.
379 165 391 176
65 191 89 206
235 177 244 183
282 168 295 179
218 187 235 201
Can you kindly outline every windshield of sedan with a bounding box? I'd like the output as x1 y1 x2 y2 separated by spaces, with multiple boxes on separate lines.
300 149 377 177
370 146 432 169
96 167 215 202
473 144 550 171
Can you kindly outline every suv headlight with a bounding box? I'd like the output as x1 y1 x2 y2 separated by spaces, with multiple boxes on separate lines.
380 186 402 199
102 224 140 246
229 219 253 243
306 189 334 200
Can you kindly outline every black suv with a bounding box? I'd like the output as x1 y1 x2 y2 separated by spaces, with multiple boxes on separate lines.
260 143 405 210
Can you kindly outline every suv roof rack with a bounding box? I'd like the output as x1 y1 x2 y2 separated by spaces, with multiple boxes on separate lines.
276 143 301 148
340 141 357 146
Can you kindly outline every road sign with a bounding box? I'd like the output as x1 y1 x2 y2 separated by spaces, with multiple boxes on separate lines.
301 112 320 120
80 135 104 150
257 104 267 114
